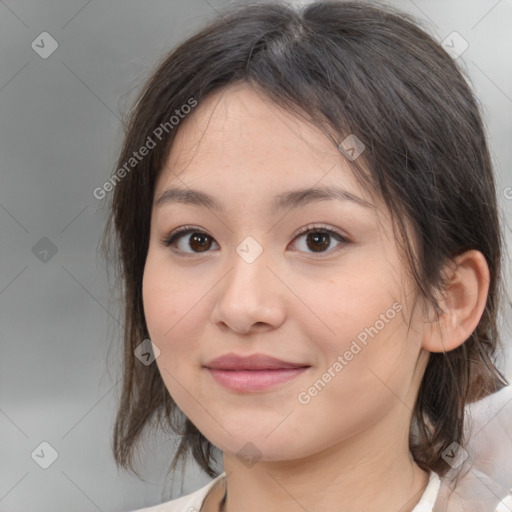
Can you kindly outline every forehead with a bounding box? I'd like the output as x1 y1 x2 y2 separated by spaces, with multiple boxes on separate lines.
157 82 376 209
169 83 325 156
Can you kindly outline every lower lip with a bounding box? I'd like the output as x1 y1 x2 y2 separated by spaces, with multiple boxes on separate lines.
206 367 309 392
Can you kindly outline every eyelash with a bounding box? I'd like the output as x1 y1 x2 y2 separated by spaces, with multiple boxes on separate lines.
161 224 350 256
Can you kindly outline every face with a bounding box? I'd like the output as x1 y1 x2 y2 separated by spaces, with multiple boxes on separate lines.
142 83 431 462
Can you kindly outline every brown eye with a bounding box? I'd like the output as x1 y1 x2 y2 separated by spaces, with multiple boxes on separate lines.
163 225 348 256
305 232 331 252
188 232 213 252
163 227 219 254
291 226 348 255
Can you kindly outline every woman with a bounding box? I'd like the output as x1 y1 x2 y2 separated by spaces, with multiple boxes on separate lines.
102 2 512 510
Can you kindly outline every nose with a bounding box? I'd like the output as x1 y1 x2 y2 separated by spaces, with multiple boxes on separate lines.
211 243 287 335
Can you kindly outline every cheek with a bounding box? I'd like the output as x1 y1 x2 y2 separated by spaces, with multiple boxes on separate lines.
305 267 403 353
142 263 174 341
301 268 418 398
296 318 420 440
142 260 205 417
142 254 198 356
141 250 217 375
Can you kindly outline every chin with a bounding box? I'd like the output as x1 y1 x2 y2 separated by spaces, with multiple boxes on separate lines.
209 431 312 462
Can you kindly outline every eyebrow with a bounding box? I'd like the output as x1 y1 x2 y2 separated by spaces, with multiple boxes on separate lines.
155 185 374 213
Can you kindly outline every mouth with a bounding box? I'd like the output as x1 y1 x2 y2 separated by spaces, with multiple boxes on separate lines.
203 353 310 392
205 367 310 392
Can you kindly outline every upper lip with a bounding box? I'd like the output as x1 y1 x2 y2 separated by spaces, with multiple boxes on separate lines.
204 353 310 370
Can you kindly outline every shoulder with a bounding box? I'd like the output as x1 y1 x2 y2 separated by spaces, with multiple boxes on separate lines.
435 467 512 512
128 472 226 512
412 471 441 512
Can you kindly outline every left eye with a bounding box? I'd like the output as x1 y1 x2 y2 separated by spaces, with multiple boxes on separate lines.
291 226 348 254
162 227 219 253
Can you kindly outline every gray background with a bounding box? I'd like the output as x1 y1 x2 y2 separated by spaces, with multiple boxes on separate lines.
1 1 511 511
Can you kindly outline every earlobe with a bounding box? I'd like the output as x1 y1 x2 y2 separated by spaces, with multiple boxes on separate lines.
421 250 490 353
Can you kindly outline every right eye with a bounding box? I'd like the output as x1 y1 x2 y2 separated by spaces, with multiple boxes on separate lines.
162 226 220 254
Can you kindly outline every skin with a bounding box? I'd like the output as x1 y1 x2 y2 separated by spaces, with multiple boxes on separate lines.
142 82 490 512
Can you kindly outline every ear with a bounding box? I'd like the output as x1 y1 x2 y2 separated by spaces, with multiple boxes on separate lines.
421 250 490 353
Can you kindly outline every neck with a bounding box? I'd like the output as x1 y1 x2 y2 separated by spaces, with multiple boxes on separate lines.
217 411 430 512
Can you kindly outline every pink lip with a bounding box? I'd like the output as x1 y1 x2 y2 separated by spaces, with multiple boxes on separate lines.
207 368 309 392
203 353 310 392
204 352 308 370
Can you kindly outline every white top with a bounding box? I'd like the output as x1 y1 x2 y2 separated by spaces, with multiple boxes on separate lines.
130 470 442 512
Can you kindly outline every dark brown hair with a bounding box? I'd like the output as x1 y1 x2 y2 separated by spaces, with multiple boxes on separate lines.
102 0 509 481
